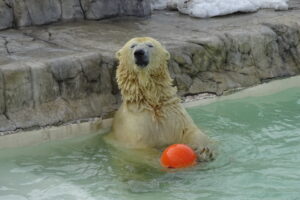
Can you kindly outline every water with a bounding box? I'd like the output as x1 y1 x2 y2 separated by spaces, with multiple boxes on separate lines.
0 86 300 200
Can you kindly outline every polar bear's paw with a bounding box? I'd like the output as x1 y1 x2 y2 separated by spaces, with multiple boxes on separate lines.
196 147 215 162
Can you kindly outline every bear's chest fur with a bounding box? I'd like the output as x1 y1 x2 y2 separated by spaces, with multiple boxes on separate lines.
111 102 188 149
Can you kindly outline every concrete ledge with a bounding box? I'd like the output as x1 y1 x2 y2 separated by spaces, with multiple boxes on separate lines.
184 75 300 107
0 117 112 149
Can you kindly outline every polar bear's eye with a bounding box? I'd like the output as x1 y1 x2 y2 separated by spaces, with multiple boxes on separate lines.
130 44 137 49
147 44 154 48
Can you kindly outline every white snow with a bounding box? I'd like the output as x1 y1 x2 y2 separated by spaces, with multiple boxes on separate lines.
151 0 289 18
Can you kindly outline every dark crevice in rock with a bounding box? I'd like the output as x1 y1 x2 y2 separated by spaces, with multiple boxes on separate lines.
79 65 90 82
0 70 10 121
2 110 9 121
263 23 300 68
2 0 10 8
21 31 77 52
60 96 71 106
4 38 10 55
260 74 294 83
49 71 69 106
288 7 300 11
78 60 101 84
0 115 106 136
48 31 52 41
217 36 230 66
22 31 61 48
185 40 205 47
49 69 64 98
29 66 36 108
58 0 63 20
1 36 12 55
50 64 84 101
183 91 218 97
24 0 33 26
57 80 63 96
3 0 16 28
110 65 119 95
45 29 53 41
78 0 86 19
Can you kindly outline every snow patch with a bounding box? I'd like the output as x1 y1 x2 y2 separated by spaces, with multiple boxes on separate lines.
151 0 289 18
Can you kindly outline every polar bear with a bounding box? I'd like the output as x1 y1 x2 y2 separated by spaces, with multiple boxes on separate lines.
107 37 214 161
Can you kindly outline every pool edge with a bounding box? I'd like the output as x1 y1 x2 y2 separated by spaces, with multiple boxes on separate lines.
183 75 300 108
0 118 113 149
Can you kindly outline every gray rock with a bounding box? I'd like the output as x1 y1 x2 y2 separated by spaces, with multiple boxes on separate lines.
174 74 192 95
78 53 102 81
168 60 181 77
0 52 117 131
0 115 16 132
6 0 61 26
30 61 60 105
1 0 151 28
0 1 13 30
8 98 69 129
120 0 151 17
81 0 151 20
1 63 33 113
266 23 300 72
25 0 61 25
6 0 32 26
48 55 82 81
61 0 84 20
168 23 300 95
47 55 86 100
81 0 120 19
0 71 5 114
189 77 218 95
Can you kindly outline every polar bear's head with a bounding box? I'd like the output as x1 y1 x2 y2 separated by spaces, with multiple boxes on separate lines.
116 37 170 72
116 37 176 105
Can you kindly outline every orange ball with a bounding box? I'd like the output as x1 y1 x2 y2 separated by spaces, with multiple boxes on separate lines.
160 144 197 168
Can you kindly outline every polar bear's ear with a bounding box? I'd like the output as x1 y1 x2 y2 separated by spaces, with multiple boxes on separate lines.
116 49 121 59
165 50 170 61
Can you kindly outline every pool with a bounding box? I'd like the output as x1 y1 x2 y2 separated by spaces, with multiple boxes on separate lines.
0 77 300 200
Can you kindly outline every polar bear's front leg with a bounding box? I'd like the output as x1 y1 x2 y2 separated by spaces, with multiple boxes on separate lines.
182 125 215 162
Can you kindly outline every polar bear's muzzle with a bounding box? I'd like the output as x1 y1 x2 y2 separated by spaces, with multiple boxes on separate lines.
134 49 149 68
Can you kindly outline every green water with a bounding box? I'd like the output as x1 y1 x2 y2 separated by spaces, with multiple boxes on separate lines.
0 87 300 200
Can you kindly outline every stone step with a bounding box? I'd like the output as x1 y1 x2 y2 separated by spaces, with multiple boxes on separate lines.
0 5 300 133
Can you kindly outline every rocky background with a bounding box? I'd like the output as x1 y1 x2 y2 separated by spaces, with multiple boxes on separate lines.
0 0 299 134
0 0 151 30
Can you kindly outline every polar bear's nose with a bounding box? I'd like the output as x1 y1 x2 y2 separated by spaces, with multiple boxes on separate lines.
134 49 149 67
134 49 145 57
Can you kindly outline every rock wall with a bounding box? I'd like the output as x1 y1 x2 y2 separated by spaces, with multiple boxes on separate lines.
0 0 151 30
0 1 13 30
0 52 118 132
169 24 300 96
